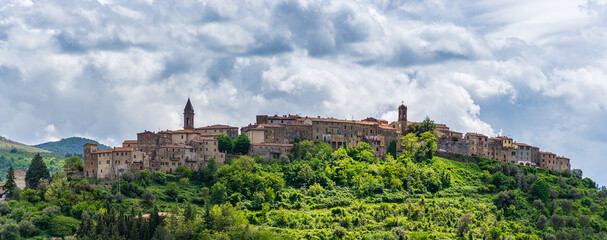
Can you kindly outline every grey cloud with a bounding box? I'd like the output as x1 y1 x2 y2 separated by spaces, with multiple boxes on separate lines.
1 0 607 186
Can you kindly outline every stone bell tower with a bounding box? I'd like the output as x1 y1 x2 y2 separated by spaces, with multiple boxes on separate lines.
184 98 195 130
398 102 407 134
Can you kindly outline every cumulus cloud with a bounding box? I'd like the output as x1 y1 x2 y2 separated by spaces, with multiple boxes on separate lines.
1 0 607 185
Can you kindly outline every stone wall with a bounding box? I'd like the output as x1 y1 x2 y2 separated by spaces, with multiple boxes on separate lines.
437 140 470 156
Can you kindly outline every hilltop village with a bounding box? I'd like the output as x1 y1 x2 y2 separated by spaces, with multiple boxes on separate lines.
83 99 570 180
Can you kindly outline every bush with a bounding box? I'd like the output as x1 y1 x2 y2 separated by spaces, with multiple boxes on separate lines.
0 202 10 215
165 182 179 200
0 220 19 240
139 170 151 183
551 215 564 228
121 171 136 182
142 188 156 205
18 220 36 238
20 189 40 203
49 216 80 237
154 171 167 184
536 215 548 229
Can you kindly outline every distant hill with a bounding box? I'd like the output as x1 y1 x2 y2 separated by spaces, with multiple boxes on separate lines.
34 137 111 155
0 136 50 153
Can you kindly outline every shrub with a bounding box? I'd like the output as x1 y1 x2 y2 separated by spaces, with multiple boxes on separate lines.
0 220 19 240
0 202 10 215
49 216 80 237
20 189 40 203
142 188 156 205
551 215 564 228
18 220 36 238
536 215 548 229
154 171 167 184
533 199 545 210
139 170 151 183
121 171 136 182
165 182 180 200
308 183 324 197
560 200 573 212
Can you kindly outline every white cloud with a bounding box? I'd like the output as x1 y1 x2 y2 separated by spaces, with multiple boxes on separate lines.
0 0 607 186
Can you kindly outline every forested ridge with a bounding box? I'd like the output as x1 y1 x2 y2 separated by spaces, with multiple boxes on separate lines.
1 137 606 240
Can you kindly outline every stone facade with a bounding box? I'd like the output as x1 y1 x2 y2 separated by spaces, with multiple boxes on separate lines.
249 143 293 160
195 124 239 139
83 143 149 180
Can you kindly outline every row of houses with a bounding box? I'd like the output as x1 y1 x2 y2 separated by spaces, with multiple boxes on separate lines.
435 125 570 171
83 98 570 180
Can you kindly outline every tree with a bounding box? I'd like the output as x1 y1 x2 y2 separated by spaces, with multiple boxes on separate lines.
531 178 551 202
139 170 151 184
20 188 40 203
4 166 17 197
387 140 397 158
536 215 548 229
25 153 50 189
216 135 233 153
142 188 156 205
233 134 251 155
63 155 83 171
419 116 436 135
165 182 179 200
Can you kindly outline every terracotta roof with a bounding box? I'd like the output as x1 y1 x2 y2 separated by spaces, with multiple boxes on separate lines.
379 125 397 130
515 143 532 147
171 129 198 134
196 124 238 129
251 143 293 147
93 149 113 154
466 133 487 137
84 143 98 146
435 124 449 129
123 140 137 144
160 144 193 149
540 151 556 155
494 136 513 140
258 124 283 128
267 116 297 120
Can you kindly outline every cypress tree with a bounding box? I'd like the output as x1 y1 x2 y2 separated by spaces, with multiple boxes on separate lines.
4 165 17 197
25 153 50 189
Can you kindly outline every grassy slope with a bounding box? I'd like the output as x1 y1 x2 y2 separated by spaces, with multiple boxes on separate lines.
113 156 604 239
0 136 50 153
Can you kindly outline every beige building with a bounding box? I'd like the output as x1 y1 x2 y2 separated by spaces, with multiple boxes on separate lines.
83 143 149 180
465 133 489 158
195 124 239 139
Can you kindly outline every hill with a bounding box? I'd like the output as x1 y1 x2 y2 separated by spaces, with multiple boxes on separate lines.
34 136 111 154
2 139 604 240
0 135 49 153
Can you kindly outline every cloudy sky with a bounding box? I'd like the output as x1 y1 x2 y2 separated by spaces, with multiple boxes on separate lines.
1 0 606 184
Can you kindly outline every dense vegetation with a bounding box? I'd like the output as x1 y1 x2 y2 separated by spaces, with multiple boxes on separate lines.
33 137 110 155
1 135 606 239
0 149 66 182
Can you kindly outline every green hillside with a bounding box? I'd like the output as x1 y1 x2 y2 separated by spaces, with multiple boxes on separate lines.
0 136 49 153
0 149 67 182
1 139 605 240
34 136 110 154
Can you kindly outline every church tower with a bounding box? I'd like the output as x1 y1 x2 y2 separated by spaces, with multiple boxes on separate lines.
184 98 195 130
398 102 407 134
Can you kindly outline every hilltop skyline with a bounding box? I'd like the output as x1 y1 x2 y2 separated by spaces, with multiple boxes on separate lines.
1 0 607 185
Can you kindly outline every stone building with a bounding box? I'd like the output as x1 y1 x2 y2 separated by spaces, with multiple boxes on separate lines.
83 143 149 180
195 124 239 139
84 99 228 180
539 151 557 170
465 133 489 158
514 143 533 165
